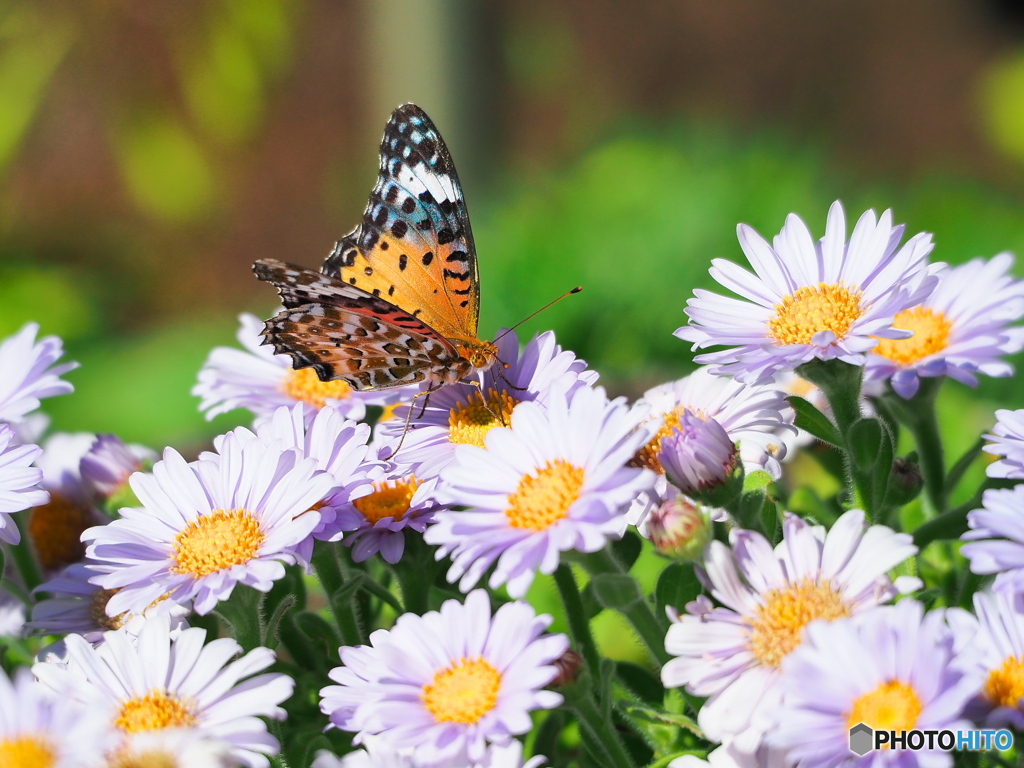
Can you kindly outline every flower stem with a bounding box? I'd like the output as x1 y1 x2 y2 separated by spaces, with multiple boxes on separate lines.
10 515 41 593
312 543 364 647
883 378 945 514
576 547 672 666
567 685 639 768
394 535 436 615
553 564 601 676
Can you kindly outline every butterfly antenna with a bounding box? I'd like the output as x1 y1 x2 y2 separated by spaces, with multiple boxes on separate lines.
493 287 583 345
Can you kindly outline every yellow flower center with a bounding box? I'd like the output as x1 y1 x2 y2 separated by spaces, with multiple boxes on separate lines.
115 689 199 733
171 508 265 578
422 657 502 724
767 283 864 346
448 388 519 448
984 655 1024 709
872 306 953 366
283 367 353 408
847 680 923 736
28 492 92 571
377 403 401 423
632 405 686 474
108 748 178 768
0 735 58 768
747 579 851 668
505 459 585 531
352 476 421 524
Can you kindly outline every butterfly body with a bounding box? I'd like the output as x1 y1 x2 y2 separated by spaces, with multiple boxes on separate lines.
254 104 496 392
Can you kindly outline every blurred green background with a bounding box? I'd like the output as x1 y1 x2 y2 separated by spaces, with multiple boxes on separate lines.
3 0 1024 454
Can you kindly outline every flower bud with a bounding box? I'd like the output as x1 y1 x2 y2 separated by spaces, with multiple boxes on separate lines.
647 495 713 561
658 410 738 495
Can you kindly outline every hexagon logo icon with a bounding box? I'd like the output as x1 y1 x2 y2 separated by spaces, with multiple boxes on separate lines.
849 722 873 756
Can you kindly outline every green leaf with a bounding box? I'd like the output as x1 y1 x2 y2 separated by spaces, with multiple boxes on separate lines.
293 611 340 654
848 417 885 472
742 470 773 493
611 529 643 571
618 703 702 734
615 661 665 705
655 562 702 617
590 573 643 610
787 395 843 446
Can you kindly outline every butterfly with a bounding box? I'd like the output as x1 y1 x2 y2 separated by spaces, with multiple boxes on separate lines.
253 103 498 392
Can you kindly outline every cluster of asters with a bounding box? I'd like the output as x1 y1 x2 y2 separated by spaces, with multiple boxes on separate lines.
2 202 1024 768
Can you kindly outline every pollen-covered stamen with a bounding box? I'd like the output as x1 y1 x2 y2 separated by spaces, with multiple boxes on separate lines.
747 579 851 668
984 655 1024 708
352 476 421 524
90 587 128 631
421 657 502 724
0 734 58 767
107 746 177 768
873 306 953 366
846 680 923 737
171 508 265 578
283 367 353 408
768 283 864 346
28 492 93 571
505 459 585 531
448 388 519 447
115 689 199 733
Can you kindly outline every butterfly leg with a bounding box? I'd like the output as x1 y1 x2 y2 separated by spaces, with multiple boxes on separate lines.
383 387 439 461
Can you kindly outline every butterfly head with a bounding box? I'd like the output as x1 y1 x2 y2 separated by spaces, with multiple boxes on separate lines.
455 339 500 373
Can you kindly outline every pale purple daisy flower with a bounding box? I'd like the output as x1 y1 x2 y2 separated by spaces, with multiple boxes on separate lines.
83 427 334 616
33 616 294 768
627 367 793 531
983 408 1024 479
252 403 374 559
320 590 566 767
79 433 155 501
961 485 1024 592
0 666 113 768
661 510 918 753
0 423 47 544
312 737 546 768
769 601 980 768
676 201 941 383
946 590 1024 729
0 322 77 424
425 385 656 598
334 460 448 564
865 253 1024 398
376 329 598 478
29 561 189 644
193 313 403 423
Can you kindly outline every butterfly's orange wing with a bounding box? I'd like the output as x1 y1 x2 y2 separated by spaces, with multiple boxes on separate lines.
254 259 467 390
321 104 480 343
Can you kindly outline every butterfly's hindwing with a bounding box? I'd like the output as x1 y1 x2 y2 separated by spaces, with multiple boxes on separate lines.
254 258 470 387
321 104 479 340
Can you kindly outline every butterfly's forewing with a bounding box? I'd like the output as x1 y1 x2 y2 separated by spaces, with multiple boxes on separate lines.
254 259 462 389
322 104 480 341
